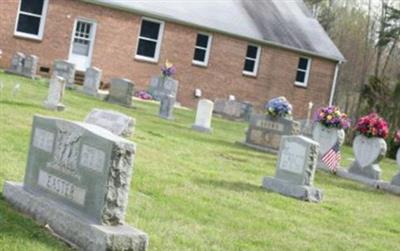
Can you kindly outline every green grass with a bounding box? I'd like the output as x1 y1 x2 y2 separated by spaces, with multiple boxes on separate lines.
0 72 399 251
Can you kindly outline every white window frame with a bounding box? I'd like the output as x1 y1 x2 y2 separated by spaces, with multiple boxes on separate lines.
192 32 213 67
294 57 312 87
135 17 165 63
14 0 49 40
242 44 261 77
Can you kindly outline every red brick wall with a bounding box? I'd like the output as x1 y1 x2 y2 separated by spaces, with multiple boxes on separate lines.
0 0 337 118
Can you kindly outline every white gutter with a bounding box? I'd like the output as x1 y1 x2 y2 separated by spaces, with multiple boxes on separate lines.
328 62 341 106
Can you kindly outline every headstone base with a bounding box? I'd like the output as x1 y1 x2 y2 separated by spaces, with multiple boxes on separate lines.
3 182 148 251
391 173 400 186
348 161 381 180
262 177 323 202
191 125 212 133
43 101 65 111
236 141 278 155
159 114 174 120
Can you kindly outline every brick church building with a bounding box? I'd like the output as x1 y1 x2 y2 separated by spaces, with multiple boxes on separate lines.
0 0 345 118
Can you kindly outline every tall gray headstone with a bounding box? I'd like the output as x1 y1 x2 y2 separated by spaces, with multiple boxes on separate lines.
148 76 179 101
7 52 25 74
242 114 300 154
43 75 66 111
192 99 214 133
348 135 387 180
262 135 323 202
53 60 76 88
85 108 135 137
83 67 102 96
391 149 400 186
3 115 148 251
159 94 175 120
107 78 134 107
22 54 38 78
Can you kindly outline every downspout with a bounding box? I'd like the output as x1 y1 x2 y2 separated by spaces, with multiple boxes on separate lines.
328 61 341 106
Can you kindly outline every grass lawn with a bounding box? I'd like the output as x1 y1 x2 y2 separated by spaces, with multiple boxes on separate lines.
0 72 399 251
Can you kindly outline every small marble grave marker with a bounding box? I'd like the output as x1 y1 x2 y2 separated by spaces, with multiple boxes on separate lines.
262 135 323 202
242 114 300 154
83 67 102 96
43 75 66 111
107 78 135 107
391 149 400 186
348 135 387 180
85 108 135 137
192 99 214 133
52 60 76 88
148 76 179 101
3 115 148 251
22 54 38 78
159 94 175 120
12 83 20 97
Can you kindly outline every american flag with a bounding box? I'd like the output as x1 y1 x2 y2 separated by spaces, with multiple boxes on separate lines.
322 141 341 172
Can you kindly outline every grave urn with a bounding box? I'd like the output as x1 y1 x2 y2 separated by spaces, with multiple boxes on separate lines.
348 134 387 180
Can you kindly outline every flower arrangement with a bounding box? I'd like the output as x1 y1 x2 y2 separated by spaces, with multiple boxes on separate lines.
314 106 350 129
354 113 389 139
161 60 176 77
394 130 400 145
135 90 153 100
265 96 292 118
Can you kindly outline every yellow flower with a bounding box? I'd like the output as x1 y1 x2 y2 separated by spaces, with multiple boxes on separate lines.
165 59 173 68
327 115 332 120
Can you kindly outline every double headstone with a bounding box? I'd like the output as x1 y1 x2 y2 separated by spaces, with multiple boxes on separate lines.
3 115 148 251
262 135 323 202
192 99 214 133
243 114 300 153
148 76 179 101
213 99 253 121
43 75 66 111
83 67 102 96
348 135 387 180
159 94 175 120
391 149 400 186
107 78 135 107
85 108 135 137
52 60 76 88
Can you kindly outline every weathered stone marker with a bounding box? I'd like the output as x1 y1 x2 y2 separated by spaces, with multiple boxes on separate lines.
390 149 400 186
22 54 39 78
43 75 66 111
85 108 135 137
192 99 214 133
241 114 300 154
348 135 387 180
262 135 323 202
148 76 179 101
107 78 135 107
53 60 76 88
3 115 148 251
159 94 175 120
83 67 102 96
6 52 25 75
213 99 253 121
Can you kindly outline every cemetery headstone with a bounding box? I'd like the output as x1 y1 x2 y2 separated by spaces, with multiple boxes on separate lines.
262 135 323 202
85 108 135 137
192 99 214 133
213 98 253 121
348 135 387 180
312 123 345 170
298 119 314 138
3 115 148 251
106 78 134 107
390 149 400 186
242 114 300 154
148 76 179 101
6 52 25 75
159 94 175 120
22 54 38 78
83 67 102 96
52 60 76 88
43 75 66 111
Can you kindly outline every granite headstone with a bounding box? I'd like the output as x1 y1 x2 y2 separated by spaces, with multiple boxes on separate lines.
262 135 323 202
159 94 175 120
192 99 214 133
148 76 179 100
390 149 400 186
107 78 134 107
83 67 102 96
53 60 76 88
6 52 25 75
43 75 66 111
22 54 38 78
85 108 135 137
3 115 148 251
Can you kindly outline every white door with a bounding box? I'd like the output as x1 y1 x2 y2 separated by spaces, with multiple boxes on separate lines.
68 19 96 71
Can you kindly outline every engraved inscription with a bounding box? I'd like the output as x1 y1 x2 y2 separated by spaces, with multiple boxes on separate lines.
279 141 306 174
256 120 284 132
33 128 54 153
80 144 105 172
38 170 86 205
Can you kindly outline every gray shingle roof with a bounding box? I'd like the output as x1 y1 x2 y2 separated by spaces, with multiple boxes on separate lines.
85 0 345 62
